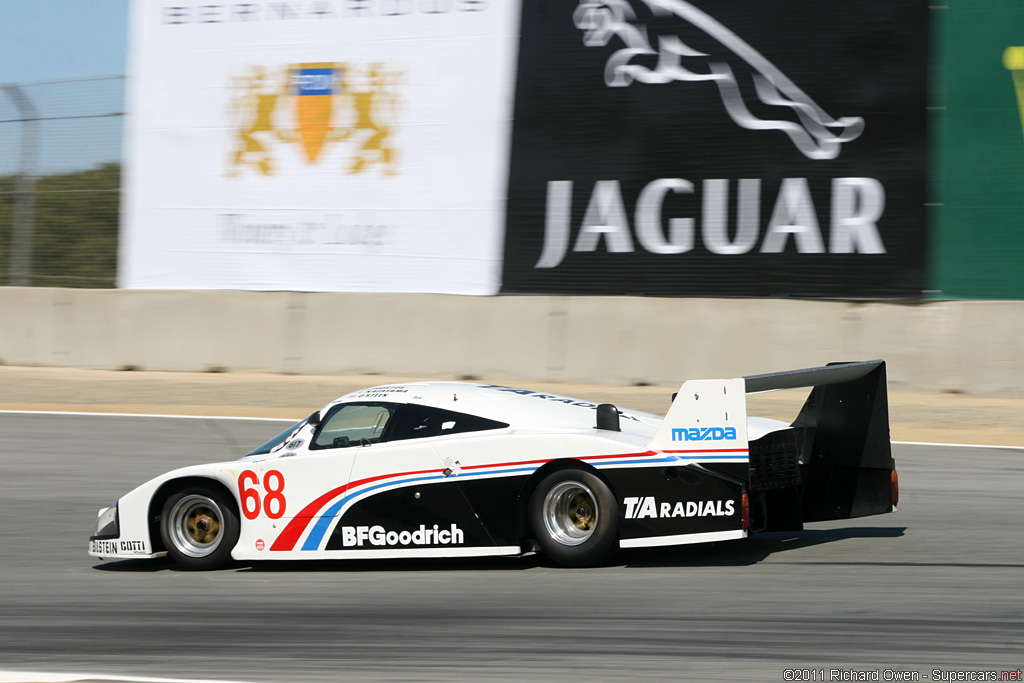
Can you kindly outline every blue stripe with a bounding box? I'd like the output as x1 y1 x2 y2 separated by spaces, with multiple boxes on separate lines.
300 466 544 550
467 466 539 477
298 453 741 551
669 454 748 461
592 456 677 467
302 474 442 550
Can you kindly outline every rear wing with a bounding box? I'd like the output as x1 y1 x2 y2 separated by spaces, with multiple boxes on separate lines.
746 359 893 472
751 360 894 523
652 361 895 524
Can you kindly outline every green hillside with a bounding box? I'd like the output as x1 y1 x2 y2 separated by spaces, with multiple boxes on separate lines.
0 162 119 288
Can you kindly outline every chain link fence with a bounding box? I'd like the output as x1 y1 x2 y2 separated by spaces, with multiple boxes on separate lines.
0 76 124 287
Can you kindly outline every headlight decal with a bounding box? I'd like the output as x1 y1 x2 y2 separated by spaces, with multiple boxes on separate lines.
90 503 120 541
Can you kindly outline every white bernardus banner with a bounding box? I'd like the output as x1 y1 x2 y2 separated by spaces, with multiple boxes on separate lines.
120 1 518 294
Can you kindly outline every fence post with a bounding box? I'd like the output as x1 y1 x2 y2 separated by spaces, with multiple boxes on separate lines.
2 83 39 286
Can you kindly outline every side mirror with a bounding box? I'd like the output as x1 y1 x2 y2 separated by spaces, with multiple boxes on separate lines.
307 411 322 428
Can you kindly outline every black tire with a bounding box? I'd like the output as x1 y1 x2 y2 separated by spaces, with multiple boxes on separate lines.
528 469 618 567
160 486 240 570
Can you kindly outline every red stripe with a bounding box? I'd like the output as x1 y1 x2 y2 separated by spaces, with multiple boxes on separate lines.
460 449 660 472
662 448 749 454
270 465 443 551
269 447 744 551
584 450 660 461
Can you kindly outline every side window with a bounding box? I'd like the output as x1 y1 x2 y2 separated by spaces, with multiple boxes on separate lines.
312 403 393 450
388 404 509 442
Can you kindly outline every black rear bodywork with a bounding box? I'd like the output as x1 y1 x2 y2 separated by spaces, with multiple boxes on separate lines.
744 360 896 532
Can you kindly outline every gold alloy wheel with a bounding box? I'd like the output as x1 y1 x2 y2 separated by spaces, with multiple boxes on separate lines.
167 494 225 559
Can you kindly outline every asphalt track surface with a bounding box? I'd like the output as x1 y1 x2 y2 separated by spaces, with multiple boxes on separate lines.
1 413 1021 682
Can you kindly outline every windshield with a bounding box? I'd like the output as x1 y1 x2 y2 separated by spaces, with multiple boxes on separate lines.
312 403 393 449
247 420 305 456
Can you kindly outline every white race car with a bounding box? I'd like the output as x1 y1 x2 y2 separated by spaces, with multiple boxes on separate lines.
89 361 898 569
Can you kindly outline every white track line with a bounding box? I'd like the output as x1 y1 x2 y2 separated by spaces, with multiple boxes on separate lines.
1 410 1021 450
893 440 1024 450
0 672 258 683
0 410 297 422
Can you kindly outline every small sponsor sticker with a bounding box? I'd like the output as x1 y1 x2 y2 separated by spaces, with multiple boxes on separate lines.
340 524 464 547
623 496 736 519
255 539 265 551
90 539 147 555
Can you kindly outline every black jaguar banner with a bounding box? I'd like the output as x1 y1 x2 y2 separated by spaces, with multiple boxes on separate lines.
500 0 929 297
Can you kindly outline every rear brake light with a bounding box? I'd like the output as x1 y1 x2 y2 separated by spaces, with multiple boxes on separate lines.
741 492 750 531
891 468 899 507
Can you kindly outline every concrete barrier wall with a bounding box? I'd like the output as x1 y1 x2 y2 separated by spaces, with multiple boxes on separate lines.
1 288 1023 396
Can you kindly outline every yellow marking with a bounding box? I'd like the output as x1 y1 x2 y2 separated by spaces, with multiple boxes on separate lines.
225 65 292 177
1004 47 1024 142
1004 46 1024 71
332 63 403 176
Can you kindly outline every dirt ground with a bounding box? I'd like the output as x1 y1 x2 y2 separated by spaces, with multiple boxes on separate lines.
1 365 1022 447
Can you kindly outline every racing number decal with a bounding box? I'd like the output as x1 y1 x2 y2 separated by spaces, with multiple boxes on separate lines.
238 471 260 518
237 470 287 520
263 470 286 518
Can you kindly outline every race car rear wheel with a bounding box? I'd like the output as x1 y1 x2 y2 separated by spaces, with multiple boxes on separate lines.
160 487 239 570
529 469 618 567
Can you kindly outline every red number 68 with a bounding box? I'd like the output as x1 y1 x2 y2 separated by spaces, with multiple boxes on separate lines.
237 470 287 520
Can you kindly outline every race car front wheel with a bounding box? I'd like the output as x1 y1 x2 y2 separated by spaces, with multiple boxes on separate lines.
160 487 239 570
528 469 618 567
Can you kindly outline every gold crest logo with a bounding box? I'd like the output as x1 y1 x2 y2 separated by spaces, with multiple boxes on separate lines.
226 62 403 177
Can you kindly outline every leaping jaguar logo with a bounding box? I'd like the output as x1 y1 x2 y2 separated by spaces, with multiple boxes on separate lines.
573 0 864 160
